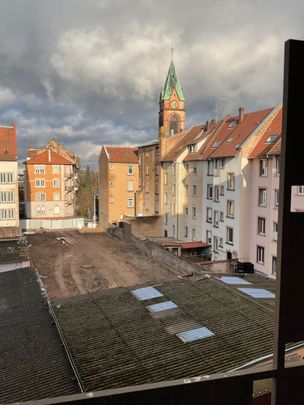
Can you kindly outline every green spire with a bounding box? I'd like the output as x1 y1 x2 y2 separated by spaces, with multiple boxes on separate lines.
161 61 185 101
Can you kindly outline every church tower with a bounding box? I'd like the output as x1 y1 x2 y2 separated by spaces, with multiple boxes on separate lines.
159 60 185 136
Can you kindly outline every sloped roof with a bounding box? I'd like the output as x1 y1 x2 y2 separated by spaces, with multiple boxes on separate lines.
0 125 17 161
26 149 72 165
161 61 185 101
198 108 273 160
54 274 277 392
0 268 79 403
249 107 282 159
161 126 206 162
103 146 138 163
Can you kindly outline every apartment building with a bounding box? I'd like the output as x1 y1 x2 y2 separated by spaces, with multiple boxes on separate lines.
135 141 160 216
161 124 216 241
99 146 139 228
198 106 281 261
25 140 78 219
0 124 19 235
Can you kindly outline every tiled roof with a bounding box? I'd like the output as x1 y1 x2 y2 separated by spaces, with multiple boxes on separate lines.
199 108 273 159
249 107 282 158
26 149 72 165
0 125 17 161
54 274 277 392
103 146 138 163
161 126 206 162
0 268 79 403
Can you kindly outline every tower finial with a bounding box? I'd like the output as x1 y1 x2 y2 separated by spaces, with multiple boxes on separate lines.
171 47 174 62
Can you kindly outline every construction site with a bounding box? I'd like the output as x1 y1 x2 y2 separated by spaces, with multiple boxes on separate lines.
27 230 180 300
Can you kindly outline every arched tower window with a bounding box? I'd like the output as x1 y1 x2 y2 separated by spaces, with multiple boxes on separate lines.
169 115 180 135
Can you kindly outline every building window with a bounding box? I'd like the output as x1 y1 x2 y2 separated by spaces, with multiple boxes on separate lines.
35 192 46 201
214 185 219 202
185 207 189 216
192 185 197 196
214 236 219 252
258 217 266 235
34 165 45 174
171 203 176 214
109 181 113 187
258 188 267 206
220 185 225 196
193 166 197 175
219 211 224 222
53 179 60 188
257 245 265 264
192 228 196 241
227 173 235 190
164 172 168 185
53 192 60 201
146 166 149 175
207 184 213 199
0 208 14 219
206 230 212 244
185 163 189 173
206 207 212 223
213 211 219 227
184 226 188 238
207 160 213 176
172 165 176 175
272 256 277 275
54 206 59 214
164 192 168 204
227 200 234 218
109 197 114 203
172 224 176 236
274 189 279 208
127 181 134 191
35 179 45 187
259 159 268 176
219 237 223 248
188 144 196 153
192 206 196 218
0 191 14 202
219 158 225 168
185 184 189 195
275 156 280 175
298 186 304 195
52 165 60 174
164 213 168 225
127 198 134 208
172 184 176 196
226 227 234 245
109 164 114 170
0 173 13 183
128 165 133 175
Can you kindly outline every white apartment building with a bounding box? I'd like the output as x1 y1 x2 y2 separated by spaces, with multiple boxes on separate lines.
0 125 19 234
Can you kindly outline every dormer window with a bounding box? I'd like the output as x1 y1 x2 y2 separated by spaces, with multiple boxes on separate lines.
228 120 238 129
212 140 221 149
266 135 278 143
226 137 233 144
188 144 196 153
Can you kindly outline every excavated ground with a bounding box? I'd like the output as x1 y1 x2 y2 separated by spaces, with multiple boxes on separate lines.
27 230 176 300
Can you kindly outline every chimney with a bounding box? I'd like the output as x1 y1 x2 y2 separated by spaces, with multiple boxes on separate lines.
239 107 244 123
48 148 51 163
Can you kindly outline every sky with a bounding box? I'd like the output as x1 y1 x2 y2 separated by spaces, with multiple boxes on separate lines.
0 0 304 168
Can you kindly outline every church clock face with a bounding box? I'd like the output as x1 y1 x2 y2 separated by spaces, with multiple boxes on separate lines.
170 100 178 109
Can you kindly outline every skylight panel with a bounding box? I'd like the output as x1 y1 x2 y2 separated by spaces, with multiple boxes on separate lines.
147 301 177 312
217 276 252 285
266 135 278 143
238 288 275 299
212 140 221 148
177 327 214 343
131 287 163 301
226 137 233 143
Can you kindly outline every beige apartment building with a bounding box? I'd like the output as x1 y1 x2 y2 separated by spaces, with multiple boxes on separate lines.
25 140 78 219
0 125 19 235
99 146 139 228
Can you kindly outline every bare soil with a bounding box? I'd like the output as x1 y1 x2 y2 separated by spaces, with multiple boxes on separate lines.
27 230 176 300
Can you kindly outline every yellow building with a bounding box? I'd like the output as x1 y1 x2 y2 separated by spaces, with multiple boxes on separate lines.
99 146 139 228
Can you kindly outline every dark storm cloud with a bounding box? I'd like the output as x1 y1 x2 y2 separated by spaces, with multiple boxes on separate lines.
0 0 304 167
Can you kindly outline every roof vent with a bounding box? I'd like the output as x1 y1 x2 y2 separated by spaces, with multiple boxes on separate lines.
266 135 278 143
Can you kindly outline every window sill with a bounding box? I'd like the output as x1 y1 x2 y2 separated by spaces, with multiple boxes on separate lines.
225 241 234 246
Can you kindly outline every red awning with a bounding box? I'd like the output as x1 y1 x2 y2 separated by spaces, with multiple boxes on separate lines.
180 241 209 249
